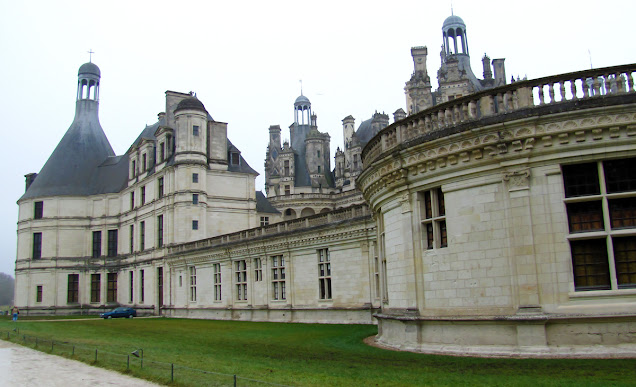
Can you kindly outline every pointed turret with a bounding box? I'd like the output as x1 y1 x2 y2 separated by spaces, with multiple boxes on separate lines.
21 62 116 199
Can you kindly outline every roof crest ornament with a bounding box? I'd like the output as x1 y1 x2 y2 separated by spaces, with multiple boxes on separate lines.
87 49 94 63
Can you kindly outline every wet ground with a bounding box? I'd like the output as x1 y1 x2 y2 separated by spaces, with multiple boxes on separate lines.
0 339 159 386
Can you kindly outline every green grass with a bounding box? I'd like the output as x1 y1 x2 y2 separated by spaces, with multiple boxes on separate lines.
1 317 635 386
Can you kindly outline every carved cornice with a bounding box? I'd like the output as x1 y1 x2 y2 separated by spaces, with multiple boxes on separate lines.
359 108 636 205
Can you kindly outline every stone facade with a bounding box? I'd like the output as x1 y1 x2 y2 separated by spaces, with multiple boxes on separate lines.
14 14 636 358
359 64 636 356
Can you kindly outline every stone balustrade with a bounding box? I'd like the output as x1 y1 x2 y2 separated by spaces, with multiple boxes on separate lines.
168 204 370 255
362 64 636 165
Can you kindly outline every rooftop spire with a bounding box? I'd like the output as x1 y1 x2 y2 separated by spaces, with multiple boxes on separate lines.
87 49 94 63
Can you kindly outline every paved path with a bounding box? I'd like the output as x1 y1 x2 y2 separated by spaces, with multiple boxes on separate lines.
0 339 159 386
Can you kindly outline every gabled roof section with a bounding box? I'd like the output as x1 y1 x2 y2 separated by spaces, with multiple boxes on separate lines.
256 191 280 214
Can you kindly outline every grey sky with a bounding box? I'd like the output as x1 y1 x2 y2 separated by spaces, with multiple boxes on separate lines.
1 0 634 276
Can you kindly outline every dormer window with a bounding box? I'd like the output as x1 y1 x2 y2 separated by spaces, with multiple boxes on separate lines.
230 152 240 166
131 160 136 178
142 154 147 171
159 142 165 162
193 125 200 136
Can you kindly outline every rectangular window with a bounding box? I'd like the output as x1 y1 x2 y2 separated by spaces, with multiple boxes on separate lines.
140 221 145 251
214 263 222 301
254 258 262 281
129 225 134 253
33 232 42 259
420 188 447 249
142 153 147 171
373 241 380 299
260 217 269 227
107 273 117 302
193 125 200 136
92 231 102 258
189 266 197 302
192 220 198 230
34 201 43 219
235 260 247 301
67 274 79 303
129 271 134 303
317 150 321 158
563 158 636 291
284 160 290 176
157 215 164 248
231 152 240 165
140 269 145 303
271 255 286 300
131 160 136 178
160 142 165 162
317 165 321 173
141 186 146 205
193 194 199 204
36 285 43 303
91 274 100 303
130 192 135 210
158 177 164 198
285 185 291 196
107 230 118 257
318 248 332 300
192 173 198 183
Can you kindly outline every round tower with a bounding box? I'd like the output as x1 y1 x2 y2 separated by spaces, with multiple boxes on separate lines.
442 15 469 57
77 62 101 101
294 95 312 125
174 97 208 165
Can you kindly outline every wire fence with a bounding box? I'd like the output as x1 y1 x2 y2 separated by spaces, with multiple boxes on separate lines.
1 329 291 386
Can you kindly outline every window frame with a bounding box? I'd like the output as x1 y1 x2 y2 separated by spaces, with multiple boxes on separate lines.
271 255 286 301
213 263 222 301
318 248 332 300
67 274 79 304
34 201 43 219
419 188 447 250
235 260 247 301
563 159 636 291
92 230 102 258
91 273 100 303
189 266 197 302
33 232 42 259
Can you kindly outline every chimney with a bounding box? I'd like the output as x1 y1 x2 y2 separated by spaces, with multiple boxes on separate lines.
25 173 37 192
492 58 507 87
482 54 493 80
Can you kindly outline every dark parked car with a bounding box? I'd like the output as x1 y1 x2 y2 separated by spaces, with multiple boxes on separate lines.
100 307 137 319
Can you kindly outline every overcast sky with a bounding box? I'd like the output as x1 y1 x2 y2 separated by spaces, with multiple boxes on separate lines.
1 0 634 276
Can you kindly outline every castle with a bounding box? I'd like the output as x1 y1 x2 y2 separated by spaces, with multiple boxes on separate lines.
15 15 636 357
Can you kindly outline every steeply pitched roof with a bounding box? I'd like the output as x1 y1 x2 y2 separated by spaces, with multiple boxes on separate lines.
21 100 116 200
255 191 280 214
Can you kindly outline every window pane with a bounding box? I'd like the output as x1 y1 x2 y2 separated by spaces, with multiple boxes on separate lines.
423 191 432 219
437 188 446 216
609 197 636 229
566 201 604 233
613 236 636 289
570 239 610 291
425 223 434 249
604 158 636 194
439 220 447 248
562 163 600 198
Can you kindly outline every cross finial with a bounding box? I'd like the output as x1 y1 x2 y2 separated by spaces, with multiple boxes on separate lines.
88 49 94 63
299 79 303 96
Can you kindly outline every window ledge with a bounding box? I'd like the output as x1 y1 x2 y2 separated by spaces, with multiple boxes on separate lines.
569 288 636 299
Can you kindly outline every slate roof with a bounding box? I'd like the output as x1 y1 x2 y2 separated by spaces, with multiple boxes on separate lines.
255 191 280 214
22 100 258 200
21 99 117 200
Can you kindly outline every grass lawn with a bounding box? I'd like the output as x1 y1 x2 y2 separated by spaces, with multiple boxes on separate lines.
1 317 635 386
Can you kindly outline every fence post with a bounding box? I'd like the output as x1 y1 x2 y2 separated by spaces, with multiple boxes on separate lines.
35 337 38 347
51 340 54 352
171 363 174 383
95 349 98 363
72 345 75 356
234 374 237 387
127 355 130 370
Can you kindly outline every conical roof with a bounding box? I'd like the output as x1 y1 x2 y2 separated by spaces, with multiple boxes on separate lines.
21 99 117 199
